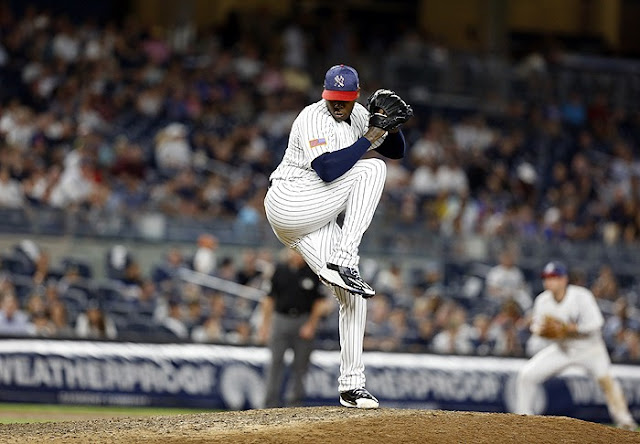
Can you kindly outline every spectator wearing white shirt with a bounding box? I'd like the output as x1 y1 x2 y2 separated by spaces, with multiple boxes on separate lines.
431 304 475 355
485 248 532 312
452 113 495 152
154 123 192 176
410 155 439 197
75 300 118 340
435 152 469 196
409 121 444 166
0 292 34 336
47 157 97 208
0 167 24 208
193 233 218 275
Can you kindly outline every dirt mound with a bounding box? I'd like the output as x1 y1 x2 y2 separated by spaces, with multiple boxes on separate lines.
0 407 638 444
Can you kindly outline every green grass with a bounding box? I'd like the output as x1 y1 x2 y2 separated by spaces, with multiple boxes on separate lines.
0 402 216 424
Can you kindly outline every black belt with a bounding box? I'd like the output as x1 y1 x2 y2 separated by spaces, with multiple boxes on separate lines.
276 308 307 317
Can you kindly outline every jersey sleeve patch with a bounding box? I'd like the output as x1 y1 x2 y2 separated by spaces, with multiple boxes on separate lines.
308 138 327 148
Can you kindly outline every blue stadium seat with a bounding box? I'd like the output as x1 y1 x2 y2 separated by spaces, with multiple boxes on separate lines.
61 258 93 279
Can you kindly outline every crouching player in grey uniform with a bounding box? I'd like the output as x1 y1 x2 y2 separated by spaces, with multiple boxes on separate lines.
264 64 411 408
515 261 637 431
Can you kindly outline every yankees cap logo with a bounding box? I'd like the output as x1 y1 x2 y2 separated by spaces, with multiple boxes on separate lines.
322 64 360 101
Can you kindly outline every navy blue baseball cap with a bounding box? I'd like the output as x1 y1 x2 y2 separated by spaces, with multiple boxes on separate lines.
540 261 568 278
322 64 360 101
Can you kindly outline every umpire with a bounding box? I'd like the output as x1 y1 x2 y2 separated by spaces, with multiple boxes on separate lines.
259 248 327 408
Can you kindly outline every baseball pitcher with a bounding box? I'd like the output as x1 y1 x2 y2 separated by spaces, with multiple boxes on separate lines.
264 64 412 408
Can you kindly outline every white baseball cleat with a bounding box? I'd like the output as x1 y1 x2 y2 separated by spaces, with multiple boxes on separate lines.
319 263 375 298
339 388 379 409
617 421 638 431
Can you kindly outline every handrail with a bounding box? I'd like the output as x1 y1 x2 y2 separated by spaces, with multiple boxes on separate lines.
177 267 265 302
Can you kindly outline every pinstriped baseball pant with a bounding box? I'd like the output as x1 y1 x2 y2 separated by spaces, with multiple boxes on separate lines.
264 158 386 392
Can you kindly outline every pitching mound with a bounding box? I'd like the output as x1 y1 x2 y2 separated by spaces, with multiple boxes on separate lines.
0 407 638 444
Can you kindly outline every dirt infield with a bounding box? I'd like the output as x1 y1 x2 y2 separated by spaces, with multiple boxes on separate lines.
0 407 638 444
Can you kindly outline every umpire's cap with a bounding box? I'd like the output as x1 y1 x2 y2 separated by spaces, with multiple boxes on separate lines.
540 261 568 278
322 64 360 101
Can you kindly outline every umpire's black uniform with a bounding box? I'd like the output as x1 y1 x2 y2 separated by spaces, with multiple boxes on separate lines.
263 256 324 408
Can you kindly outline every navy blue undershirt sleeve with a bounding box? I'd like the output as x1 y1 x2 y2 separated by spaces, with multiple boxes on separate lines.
374 130 406 159
311 137 371 182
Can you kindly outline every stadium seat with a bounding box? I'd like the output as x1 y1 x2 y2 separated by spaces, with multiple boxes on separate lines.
61 258 94 279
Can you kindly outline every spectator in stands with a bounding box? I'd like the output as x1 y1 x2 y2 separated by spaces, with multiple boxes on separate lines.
431 304 474 355
452 114 496 152
30 308 55 337
13 239 50 285
191 292 227 343
57 261 83 285
435 151 469 197
106 245 135 281
25 292 47 319
74 299 118 340
612 330 640 363
154 123 192 176
469 313 497 355
43 281 62 307
235 189 266 230
386 307 416 351
191 313 226 343
374 262 406 303
133 279 161 319
410 317 437 352
409 119 445 168
485 247 532 312
235 249 264 288
48 300 74 338
152 247 187 289
603 296 640 350
158 297 189 340
118 261 145 298
410 153 440 198
561 91 587 128
0 291 33 336
364 293 394 350
226 320 254 345
192 233 218 275
47 157 100 209
493 317 526 357
590 264 620 302
0 166 24 208
110 143 150 211
184 297 206 334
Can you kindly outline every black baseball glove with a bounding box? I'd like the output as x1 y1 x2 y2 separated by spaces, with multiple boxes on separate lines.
366 89 413 131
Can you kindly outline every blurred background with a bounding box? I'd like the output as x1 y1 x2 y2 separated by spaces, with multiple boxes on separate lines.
1 0 640 385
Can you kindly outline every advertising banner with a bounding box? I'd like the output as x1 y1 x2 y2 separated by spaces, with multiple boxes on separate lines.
0 340 639 424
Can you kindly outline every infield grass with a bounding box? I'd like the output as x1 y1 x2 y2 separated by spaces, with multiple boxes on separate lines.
0 402 216 424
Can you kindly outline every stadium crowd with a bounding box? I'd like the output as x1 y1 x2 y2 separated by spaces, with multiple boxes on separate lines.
1 5 640 362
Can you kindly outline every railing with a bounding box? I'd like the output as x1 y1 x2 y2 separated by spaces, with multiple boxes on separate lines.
1 206 639 287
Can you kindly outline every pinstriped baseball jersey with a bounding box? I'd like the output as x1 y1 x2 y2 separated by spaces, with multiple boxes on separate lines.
269 99 385 182
264 97 389 394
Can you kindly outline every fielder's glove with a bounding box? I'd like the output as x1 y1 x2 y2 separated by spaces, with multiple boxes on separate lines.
366 89 413 132
538 315 569 339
